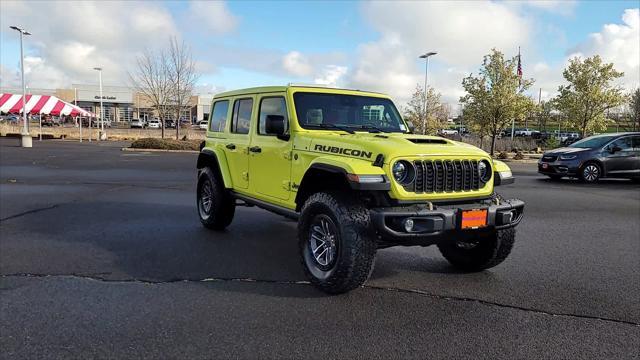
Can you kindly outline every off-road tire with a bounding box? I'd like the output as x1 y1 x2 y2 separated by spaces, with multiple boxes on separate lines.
438 228 516 272
580 162 601 183
298 192 376 294
197 167 235 230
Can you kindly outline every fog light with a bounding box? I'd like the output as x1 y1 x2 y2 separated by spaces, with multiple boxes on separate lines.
403 218 414 232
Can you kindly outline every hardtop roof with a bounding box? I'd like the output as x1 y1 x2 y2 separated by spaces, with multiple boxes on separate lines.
213 85 389 99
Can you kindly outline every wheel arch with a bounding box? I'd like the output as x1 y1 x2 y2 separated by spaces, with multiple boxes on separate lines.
294 162 390 211
295 164 351 212
197 148 233 188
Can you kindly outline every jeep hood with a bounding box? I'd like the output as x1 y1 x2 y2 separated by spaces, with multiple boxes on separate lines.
304 132 490 162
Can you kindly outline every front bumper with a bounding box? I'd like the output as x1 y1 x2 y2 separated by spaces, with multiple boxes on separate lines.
538 160 580 176
370 198 524 244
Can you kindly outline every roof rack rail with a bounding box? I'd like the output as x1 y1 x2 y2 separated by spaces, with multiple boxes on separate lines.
287 83 330 88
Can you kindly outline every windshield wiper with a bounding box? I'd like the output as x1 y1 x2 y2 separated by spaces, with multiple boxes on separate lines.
355 125 390 133
313 123 355 134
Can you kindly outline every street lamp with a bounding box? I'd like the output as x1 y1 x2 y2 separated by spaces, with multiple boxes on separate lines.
93 67 104 140
10 25 32 148
419 51 437 135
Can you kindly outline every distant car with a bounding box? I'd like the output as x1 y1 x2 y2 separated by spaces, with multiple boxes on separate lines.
42 117 61 127
439 129 458 135
197 120 208 130
147 119 162 129
130 119 146 128
515 128 536 137
93 119 112 128
164 119 176 129
538 132 640 183
0 115 21 124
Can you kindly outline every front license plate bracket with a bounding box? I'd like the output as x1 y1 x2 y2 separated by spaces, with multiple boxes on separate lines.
459 209 488 229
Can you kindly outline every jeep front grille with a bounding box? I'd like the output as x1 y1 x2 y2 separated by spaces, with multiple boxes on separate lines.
412 160 480 193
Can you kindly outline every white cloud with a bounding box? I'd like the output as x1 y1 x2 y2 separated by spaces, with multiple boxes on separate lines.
0 0 237 89
185 1 238 34
569 8 640 89
282 51 314 77
347 1 533 104
314 65 348 87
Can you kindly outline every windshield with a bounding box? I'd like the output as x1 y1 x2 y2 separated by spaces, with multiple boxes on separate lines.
568 135 616 148
293 93 407 133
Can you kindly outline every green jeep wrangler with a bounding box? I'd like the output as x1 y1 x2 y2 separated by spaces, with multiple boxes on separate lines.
196 85 524 294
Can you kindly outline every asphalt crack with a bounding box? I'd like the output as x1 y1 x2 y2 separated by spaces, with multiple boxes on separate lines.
2 272 638 327
0 204 59 222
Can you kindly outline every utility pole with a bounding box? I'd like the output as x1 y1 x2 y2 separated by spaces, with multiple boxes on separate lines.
10 26 32 148
419 51 437 135
93 67 104 140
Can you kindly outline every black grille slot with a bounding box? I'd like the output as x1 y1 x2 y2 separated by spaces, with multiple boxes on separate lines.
410 159 480 193
541 155 557 162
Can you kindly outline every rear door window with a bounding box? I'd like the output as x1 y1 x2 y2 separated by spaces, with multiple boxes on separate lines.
209 100 229 132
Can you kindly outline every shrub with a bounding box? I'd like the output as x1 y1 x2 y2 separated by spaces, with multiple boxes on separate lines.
513 151 525 160
497 151 509 159
544 136 560 149
130 138 200 151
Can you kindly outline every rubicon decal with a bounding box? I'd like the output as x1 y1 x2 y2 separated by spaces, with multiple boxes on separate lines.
314 144 373 159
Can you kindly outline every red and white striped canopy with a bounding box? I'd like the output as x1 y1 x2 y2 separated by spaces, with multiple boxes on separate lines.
0 93 96 117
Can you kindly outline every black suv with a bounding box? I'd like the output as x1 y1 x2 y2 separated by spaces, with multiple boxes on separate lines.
538 132 640 183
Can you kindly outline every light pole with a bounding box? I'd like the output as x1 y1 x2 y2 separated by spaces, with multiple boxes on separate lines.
10 26 32 148
419 51 437 135
93 67 104 140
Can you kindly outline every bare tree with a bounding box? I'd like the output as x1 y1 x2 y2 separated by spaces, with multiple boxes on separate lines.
129 49 172 138
168 37 199 140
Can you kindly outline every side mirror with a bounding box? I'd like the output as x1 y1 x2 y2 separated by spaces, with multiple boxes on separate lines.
406 121 415 134
609 145 622 154
265 115 289 140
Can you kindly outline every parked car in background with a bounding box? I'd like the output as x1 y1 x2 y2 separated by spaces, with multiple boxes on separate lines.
0 115 21 124
438 128 458 136
93 119 112 128
164 119 176 129
514 128 534 137
538 132 640 183
42 117 61 127
562 135 582 146
130 118 146 128
197 120 208 130
147 119 162 129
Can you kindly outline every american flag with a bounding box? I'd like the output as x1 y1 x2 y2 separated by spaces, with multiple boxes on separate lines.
517 47 523 86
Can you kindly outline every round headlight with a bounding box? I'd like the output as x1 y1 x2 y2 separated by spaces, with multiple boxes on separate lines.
392 160 414 185
478 160 492 183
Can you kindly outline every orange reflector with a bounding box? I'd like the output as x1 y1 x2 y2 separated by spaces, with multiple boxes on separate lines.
460 209 488 229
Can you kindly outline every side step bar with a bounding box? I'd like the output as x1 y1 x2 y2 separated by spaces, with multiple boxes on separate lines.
231 192 299 220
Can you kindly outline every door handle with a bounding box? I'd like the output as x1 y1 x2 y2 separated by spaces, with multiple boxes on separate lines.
249 146 262 153
226 143 236 150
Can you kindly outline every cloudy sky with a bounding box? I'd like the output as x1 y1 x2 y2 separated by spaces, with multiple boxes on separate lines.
0 0 638 107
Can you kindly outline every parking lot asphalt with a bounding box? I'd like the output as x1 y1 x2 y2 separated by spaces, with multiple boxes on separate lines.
1 137 639 359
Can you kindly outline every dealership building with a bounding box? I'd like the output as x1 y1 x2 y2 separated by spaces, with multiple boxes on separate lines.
1 84 213 123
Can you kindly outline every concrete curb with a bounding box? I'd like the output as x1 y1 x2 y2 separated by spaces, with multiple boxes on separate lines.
121 147 199 154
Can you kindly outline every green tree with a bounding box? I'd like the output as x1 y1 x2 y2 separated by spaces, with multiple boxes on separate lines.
404 84 450 135
537 100 554 133
554 55 625 137
460 49 535 155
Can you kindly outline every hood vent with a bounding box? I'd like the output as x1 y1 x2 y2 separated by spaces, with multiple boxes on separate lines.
405 138 448 144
